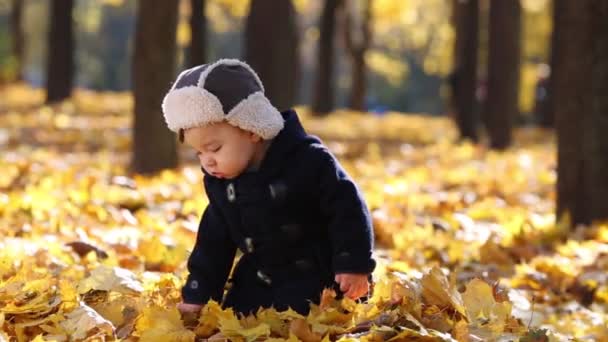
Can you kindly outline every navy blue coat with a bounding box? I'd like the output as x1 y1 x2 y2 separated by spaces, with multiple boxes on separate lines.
181 109 376 315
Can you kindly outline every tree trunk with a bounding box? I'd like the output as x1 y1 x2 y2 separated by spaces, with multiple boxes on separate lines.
350 51 366 111
46 0 74 104
343 0 372 111
10 0 24 81
188 0 207 67
484 0 521 149
132 0 179 174
540 0 561 128
451 0 479 142
245 0 299 111
556 0 608 226
311 0 343 115
99 4 135 91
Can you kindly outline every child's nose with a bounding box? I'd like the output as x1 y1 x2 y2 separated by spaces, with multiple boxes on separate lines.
200 155 216 168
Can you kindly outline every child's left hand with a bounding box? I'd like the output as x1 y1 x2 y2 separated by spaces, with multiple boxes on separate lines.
335 273 369 300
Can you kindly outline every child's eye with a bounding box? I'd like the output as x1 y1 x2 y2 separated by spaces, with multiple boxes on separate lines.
211 146 222 152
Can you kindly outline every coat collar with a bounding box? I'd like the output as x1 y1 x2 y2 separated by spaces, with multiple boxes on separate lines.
257 109 309 174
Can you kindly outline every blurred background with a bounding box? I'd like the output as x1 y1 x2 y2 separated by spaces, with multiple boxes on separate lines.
0 0 551 117
0 0 605 227
1 3 608 340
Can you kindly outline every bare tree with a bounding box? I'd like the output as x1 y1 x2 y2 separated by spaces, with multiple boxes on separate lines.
540 0 561 128
46 0 74 104
312 0 343 115
245 0 299 111
188 0 207 67
342 0 372 111
10 0 24 81
483 0 521 149
556 0 608 226
450 0 479 142
132 0 179 174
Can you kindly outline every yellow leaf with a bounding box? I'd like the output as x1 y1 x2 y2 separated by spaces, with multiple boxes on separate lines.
77 265 143 294
453 319 469 342
340 297 358 313
290 318 321 342
238 323 272 342
254 307 291 336
137 236 188 270
462 279 512 336
195 300 223 337
479 238 515 267
59 279 78 311
386 327 429 341
59 304 115 340
135 306 195 342
92 300 126 328
421 267 466 317
215 307 242 335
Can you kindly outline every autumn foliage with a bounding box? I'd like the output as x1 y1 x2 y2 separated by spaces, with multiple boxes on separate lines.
1 85 607 341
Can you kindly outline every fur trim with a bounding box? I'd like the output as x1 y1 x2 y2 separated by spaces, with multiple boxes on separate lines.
161 86 224 132
226 91 284 140
198 58 265 93
161 59 283 139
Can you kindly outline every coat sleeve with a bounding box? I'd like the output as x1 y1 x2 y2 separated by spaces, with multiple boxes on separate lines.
315 145 376 274
181 195 237 304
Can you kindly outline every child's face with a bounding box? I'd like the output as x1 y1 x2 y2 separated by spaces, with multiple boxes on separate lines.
183 122 263 179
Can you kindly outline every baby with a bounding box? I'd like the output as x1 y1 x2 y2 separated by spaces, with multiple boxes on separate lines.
161 59 375 315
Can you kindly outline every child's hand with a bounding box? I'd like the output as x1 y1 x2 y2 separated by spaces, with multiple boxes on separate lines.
177 302 204 314
334 273 369 300
178 302 203 328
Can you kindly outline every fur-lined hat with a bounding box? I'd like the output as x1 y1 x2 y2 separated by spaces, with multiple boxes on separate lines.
162 59 284 140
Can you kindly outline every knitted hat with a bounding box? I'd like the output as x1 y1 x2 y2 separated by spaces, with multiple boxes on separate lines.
161 59 284 140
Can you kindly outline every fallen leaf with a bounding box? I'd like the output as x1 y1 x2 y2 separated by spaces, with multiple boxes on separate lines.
290 318 322 342
66 241 109 259
421 267 466 317
135 306 195 342
462 279 511 337
59 303 115 340
77 265 144 294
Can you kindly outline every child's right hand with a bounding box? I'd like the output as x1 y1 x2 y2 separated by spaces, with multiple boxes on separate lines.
177 302 204 314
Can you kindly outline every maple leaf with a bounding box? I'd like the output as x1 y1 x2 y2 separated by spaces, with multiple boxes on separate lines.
194 300 223 337
462 279 512 339
2 85 608 340
253 306 295 337
134 306 195 342
452 319 469 342
59 303 115 340
421 267 466 317
290 318 322 342
77 265 144 294
197 303 272 341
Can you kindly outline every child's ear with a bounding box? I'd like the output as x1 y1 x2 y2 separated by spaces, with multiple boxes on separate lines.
178 129 185 143
248 132 262 143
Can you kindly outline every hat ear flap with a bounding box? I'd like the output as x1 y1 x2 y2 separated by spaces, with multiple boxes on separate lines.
225 91 283 140
162 86 225 132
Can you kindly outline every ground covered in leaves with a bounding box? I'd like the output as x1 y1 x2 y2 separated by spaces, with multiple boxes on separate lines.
1 84 607 341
